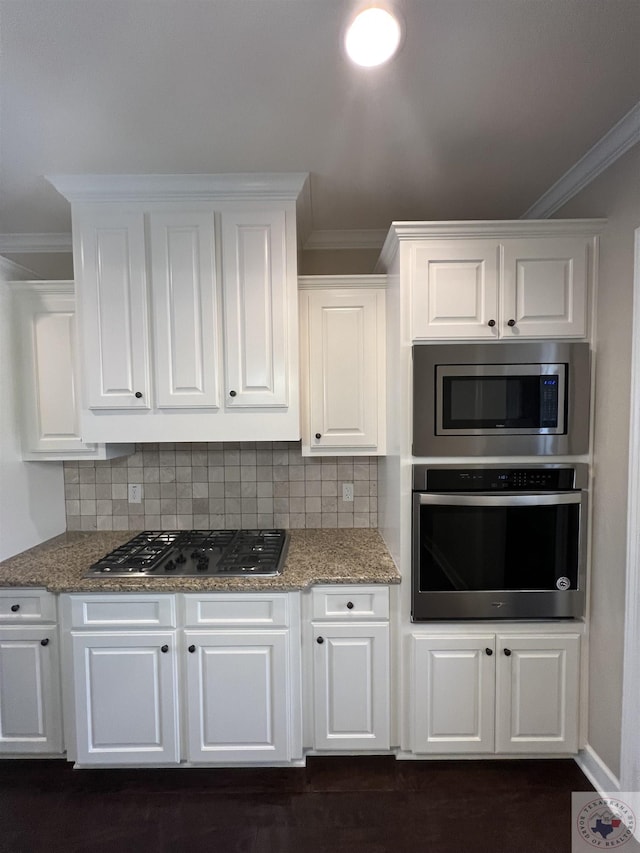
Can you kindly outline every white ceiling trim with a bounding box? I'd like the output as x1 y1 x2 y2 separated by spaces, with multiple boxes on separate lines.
303 229 389 251
522 100 640 219
0 233 73 253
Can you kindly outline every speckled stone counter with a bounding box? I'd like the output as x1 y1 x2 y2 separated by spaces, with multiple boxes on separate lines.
0 529 400 593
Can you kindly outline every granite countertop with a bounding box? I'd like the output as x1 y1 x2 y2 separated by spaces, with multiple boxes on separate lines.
0 529 400 593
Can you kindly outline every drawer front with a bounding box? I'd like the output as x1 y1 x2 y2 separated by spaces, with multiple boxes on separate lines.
311 586 389 621
183 594 290 628
69 594 176 628
0 589 56 623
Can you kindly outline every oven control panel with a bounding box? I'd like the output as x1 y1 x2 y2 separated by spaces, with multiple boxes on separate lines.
420 467 577 492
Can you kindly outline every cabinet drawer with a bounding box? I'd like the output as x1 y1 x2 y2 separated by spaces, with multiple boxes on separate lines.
69 594 176 628
311 586 389 620
183 594 290 628
0 589 56 623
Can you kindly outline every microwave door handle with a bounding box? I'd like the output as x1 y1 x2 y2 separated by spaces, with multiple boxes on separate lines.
417 492 581 507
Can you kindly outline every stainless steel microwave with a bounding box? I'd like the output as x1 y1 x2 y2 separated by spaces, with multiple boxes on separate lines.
413 341 591 456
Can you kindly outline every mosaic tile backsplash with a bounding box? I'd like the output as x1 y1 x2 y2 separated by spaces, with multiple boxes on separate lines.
63 442 378 532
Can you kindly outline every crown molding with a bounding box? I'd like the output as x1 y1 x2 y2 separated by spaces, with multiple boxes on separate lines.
298 274 386 289
303 229 388 251
46 173 309 204
522 100 640 219
0 233 72 253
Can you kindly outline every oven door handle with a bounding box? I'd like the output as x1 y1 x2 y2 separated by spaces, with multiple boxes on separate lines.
416 492 582 507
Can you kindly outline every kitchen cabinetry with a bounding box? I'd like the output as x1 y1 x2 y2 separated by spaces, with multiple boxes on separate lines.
0 589 63 754
11 282 133 461
299 277 386 456
397 223 600 341
311 586 390 751
64 591 301 766
48 173 308 443
410 629 580 755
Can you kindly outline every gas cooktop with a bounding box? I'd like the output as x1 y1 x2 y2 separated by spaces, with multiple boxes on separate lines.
84 530 289 578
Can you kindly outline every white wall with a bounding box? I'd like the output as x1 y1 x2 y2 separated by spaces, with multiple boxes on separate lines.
0 264 66 560
555 144 640 780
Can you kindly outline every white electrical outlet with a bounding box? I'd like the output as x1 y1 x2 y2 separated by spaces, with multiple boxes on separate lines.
128 484 143 504
342 483 354 502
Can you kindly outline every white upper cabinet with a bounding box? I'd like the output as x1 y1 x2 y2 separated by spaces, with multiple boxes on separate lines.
394 221 602 341
221 209 288 408
299 277 386 456
48 174 308 443
11 282 133 461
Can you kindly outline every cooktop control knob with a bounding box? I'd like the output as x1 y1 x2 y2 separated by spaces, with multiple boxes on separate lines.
165 560 176 571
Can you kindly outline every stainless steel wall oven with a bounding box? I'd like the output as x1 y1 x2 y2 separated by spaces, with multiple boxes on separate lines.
412 464 588 621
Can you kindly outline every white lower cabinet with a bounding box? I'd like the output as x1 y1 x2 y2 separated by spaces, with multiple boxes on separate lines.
311 586 390 751
66 591 300 766
410 630 580 755
0 590 63 754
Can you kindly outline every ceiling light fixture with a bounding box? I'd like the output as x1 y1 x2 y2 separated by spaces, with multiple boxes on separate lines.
344 6 403 68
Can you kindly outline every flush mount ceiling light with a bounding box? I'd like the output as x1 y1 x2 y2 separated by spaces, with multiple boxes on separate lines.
344 6 403 67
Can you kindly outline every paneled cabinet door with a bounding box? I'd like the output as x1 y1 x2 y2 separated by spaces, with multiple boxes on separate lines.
184 630 291 763
0 627 63 754
411 241 500 339
220 210 290 408
71 631 179 765
495 634 580 754
305 289 384 452
149 210 220 409
501 238 588 338
411 635 496 754
313 623 390 751
74 208 150 409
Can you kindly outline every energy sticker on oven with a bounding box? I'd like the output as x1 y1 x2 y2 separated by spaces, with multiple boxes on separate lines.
556 577 571 590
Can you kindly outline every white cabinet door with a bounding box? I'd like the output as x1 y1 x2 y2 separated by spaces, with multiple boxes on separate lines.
313 622 390 751
411 635 495 754
184 630 291 763
303 288 385 453
0 627 63 754
71 631 179 765
149 210 221 409
495 634 580 754
220 210 290 408
501 238 589 338
74 208 150 409
411 242 500 340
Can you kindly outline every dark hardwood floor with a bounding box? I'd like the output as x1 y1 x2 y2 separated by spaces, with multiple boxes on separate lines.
0 756 593 853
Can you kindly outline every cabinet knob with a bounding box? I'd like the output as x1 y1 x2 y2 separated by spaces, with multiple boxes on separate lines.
507 319 516 327
10 604 20 612
487 319 496 328
160 644 169 653
315 433 321 440
504 648 512 656
346 601 354 610
134 391 143 399
485 647 493 656
40 638 49 647
316 636 324 644
188 644 196 653
229 390 237 398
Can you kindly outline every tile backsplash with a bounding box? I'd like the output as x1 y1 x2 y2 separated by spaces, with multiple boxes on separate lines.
64 442 378 531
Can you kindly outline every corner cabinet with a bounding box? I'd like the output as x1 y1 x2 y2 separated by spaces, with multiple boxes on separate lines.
382 221 603 341
11 282 133 461
299 277 386 456
0 590 63 755
409 627 581 755
47 174 308 443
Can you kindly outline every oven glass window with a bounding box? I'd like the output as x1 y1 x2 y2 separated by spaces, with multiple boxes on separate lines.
442 375 558 429
418 503 579 591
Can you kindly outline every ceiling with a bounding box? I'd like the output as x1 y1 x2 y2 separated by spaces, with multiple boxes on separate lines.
0 0 639 256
